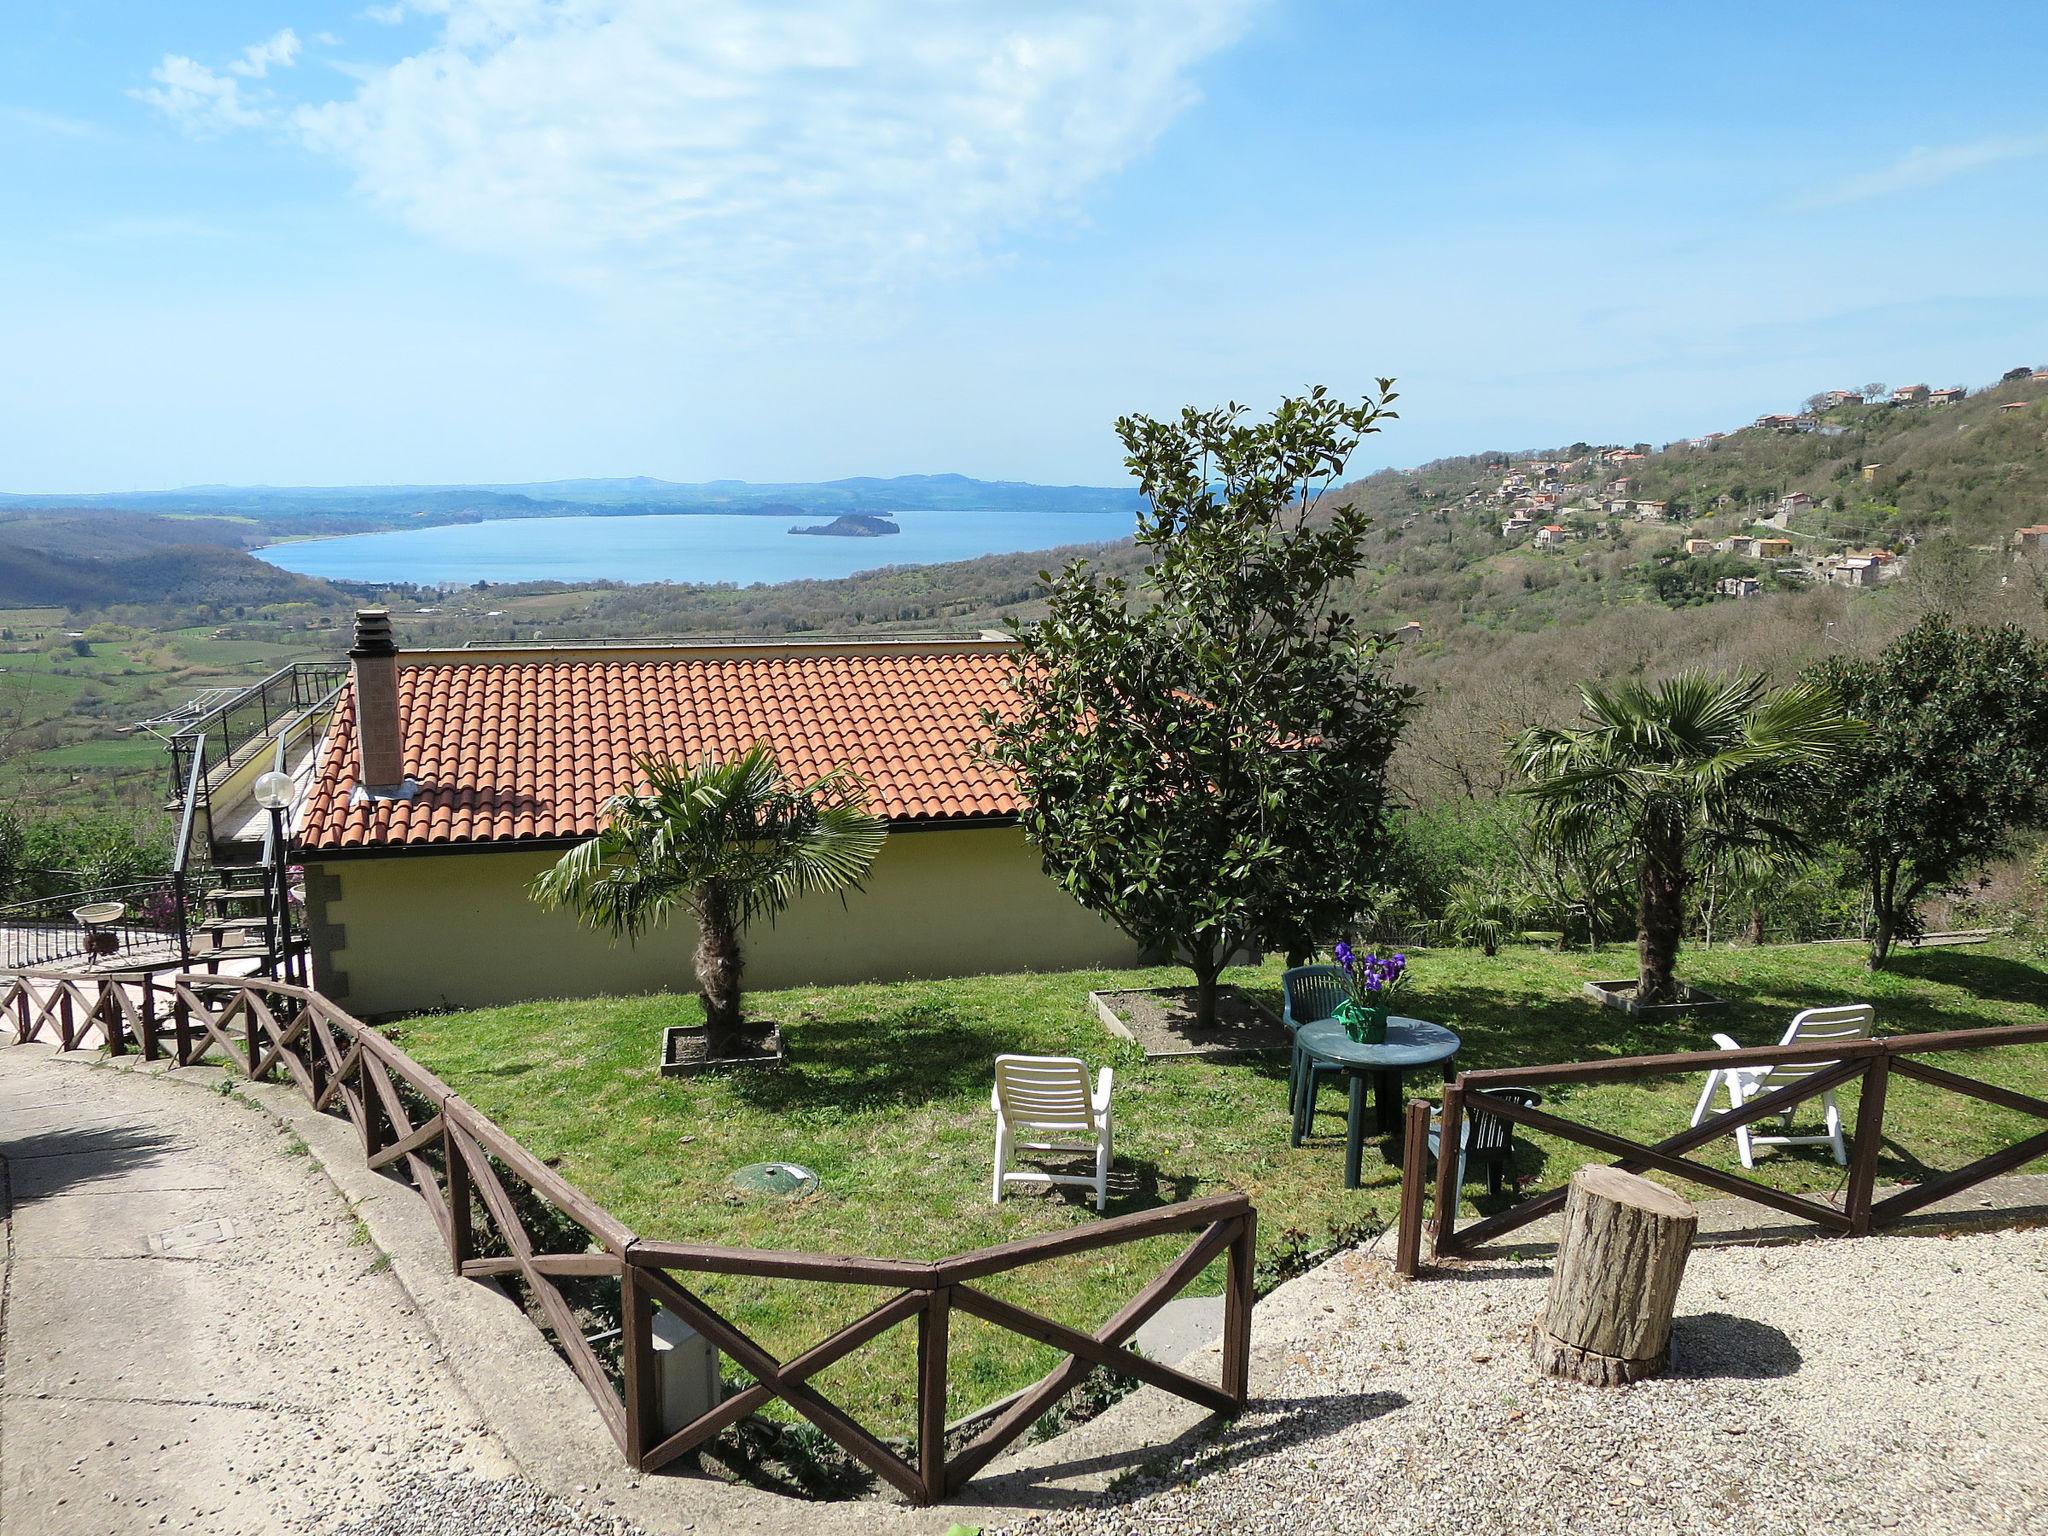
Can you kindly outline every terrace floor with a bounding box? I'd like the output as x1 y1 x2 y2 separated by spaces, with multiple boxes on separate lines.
995 1217 2048 1535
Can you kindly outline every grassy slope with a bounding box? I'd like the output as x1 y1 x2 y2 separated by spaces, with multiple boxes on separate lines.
393 940 2048 1436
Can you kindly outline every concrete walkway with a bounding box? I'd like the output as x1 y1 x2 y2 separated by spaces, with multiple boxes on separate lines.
0 1046 523 1535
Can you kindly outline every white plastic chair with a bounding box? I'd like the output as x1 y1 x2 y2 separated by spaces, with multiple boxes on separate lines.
1690 1004 1875 1168
990 1054 1115 1212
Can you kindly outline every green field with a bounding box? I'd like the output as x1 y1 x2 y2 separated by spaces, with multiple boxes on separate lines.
393 940 2048 1439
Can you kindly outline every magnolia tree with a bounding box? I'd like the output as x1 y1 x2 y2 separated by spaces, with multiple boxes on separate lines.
989 386 1414 1028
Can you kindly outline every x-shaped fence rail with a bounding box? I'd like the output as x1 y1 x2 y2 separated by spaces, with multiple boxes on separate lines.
1 967 1256 1505
1394 1022 2048 1275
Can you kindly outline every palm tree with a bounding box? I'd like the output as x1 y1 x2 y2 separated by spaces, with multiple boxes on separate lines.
1512 672 1863 1005
531 746 886 1059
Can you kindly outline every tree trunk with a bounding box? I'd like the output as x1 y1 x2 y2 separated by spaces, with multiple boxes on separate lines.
1188 942 1225 1031
1868 863 1898 969
1747 907 1765 947
1531 1166 1698 1386
1635 839 1686 1006
694 890 746 1058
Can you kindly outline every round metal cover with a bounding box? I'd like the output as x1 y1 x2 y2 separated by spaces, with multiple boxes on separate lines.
730 1161 819 1199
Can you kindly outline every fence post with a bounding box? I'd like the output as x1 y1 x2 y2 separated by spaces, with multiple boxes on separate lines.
1221 1208 1258 1408
1430 1086 1465 1258
173 985 193 1064
99 979 125 1056
1845 1053 1891 1236
445 1115 473 1274
917 1285 951 1502
1395 1098 1429 1277
244 995 261 1079
57 984 74 1050
139 975 158 1061
619 1257 657 1470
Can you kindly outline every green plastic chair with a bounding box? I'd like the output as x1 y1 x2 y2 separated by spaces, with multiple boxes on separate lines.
1282 965 1349 1118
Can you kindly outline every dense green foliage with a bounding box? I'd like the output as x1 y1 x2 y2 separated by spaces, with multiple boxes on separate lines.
531 746 887 1056
0 803 170 901
990 388 1414 1024
1811 615 2048 965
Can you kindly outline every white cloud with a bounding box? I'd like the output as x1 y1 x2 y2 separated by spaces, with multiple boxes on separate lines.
362 4 410 25
276 0 1255 303
1800 131 2048 209
133 55 268 134
229 28 303 79
134 29 303 135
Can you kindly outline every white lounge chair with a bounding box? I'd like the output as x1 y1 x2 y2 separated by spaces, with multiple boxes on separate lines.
1690 1004 1875 1169
990 1054 1115 1213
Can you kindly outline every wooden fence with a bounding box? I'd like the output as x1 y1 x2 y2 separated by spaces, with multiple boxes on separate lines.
1392 1022 2048 1276
1 968 1255 1505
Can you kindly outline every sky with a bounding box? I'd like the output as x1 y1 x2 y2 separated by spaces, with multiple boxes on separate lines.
2 1 2046 494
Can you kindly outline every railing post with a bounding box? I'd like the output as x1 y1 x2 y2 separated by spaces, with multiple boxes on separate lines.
139 974 159 1060
1845 1053 1891 1236
1395 1098 1429 1277
57 984 74 1050
174 873 192 971
1430 1086 1465 1258
99 979 125 1056
173 985 193 1064
444 1115 472 1272
619 1257 657 1470
244 996 261 1079
1221 1209 1257 1409
917 1285 952 1502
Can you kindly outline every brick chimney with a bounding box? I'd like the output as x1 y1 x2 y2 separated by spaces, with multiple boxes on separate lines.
348 608 413 800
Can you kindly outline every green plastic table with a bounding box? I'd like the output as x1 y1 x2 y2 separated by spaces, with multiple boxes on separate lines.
1290 1016 1462 1188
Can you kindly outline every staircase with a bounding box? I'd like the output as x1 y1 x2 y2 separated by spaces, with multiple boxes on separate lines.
187 865 289 973
156 661 343 986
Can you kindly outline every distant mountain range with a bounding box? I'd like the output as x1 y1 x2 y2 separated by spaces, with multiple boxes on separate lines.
0 473 1144 537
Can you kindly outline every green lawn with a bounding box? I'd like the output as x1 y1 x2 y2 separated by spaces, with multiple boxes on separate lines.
392 941 2048 1438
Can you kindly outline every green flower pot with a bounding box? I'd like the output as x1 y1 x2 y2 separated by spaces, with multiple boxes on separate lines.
1335 998 1389 1045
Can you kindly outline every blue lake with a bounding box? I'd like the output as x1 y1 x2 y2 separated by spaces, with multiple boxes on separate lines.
257 509 1135 587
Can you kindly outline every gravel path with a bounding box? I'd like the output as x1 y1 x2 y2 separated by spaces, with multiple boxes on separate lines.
1001 1224 2048 1535
0 1046 645 1536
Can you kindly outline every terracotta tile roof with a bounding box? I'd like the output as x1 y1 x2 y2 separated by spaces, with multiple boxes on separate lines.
296 651 1023 854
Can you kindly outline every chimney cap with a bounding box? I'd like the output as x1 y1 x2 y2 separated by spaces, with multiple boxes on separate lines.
350 607 397 658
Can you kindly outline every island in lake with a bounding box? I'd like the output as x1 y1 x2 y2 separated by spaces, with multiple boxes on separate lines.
789 513 901 538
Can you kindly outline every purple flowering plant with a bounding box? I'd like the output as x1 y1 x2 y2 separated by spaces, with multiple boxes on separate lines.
1332 939 1406 1009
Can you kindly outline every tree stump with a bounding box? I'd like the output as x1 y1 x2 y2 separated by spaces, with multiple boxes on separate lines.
1531 1166 1698 1386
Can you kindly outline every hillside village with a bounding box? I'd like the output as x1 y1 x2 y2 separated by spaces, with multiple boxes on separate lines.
1460 364 2048 602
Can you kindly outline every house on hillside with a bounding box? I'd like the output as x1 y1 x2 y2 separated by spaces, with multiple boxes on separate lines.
1778 492 1814 517
1819 389 1862 409
1533 524 1567 549
1891 384 1931 404
1501 513 1534 538
290 616 1144 1017
1827 555 1887 587
1684 537 1716 555
1630 500 1670 522
1754 413 1803 431
1717 576 1762 599
2001 402 2032 413
1755 538 1794 559
2013 526 2048 553
1928 386 1966 404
